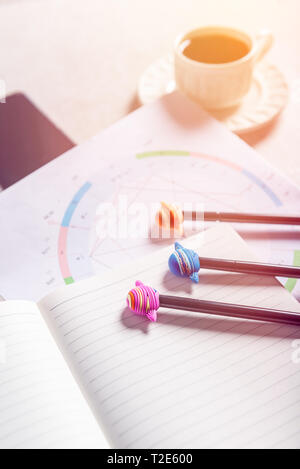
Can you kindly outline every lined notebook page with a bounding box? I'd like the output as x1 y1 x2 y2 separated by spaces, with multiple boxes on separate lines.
39 225 300 449
0 301 106 449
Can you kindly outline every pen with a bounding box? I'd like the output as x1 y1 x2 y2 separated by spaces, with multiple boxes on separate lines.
127 281 300 326
169 242 300 283
157 201 300 234
183 210 300 225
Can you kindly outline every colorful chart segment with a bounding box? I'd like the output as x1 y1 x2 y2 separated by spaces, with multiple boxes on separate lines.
58 182 92 285
137 151 282 206
285 250 300 293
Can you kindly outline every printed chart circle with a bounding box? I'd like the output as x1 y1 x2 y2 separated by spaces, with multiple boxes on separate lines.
58 150 299 296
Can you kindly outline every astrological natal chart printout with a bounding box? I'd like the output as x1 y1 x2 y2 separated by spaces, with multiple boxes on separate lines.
0 91 299 301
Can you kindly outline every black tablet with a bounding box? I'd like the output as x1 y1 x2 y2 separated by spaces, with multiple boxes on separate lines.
0 93 74 189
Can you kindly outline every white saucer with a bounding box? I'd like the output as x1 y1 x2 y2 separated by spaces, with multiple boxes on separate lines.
138 54 289 134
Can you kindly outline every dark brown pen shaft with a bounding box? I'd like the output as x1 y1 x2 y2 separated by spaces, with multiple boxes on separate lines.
183 210 300 225
198 256 300 278
159 294 300 326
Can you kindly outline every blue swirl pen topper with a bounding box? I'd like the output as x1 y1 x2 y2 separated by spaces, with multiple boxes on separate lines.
169 242 300 283
168 242 200 283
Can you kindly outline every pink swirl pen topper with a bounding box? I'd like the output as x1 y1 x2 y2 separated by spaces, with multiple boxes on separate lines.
156 201 300 235
127 281 300 326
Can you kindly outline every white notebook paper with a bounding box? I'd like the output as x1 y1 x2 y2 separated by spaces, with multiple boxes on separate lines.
1 224 300 449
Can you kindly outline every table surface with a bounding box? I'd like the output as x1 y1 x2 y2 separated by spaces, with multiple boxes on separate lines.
0 0 300 185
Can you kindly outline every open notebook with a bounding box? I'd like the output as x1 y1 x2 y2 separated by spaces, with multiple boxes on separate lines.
1 224 300 449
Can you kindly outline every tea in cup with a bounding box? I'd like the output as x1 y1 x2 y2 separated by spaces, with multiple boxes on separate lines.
174 26 273 109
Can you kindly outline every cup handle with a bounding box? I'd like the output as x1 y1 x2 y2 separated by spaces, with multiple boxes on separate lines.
253 29 274 63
